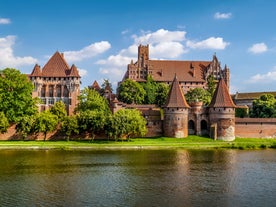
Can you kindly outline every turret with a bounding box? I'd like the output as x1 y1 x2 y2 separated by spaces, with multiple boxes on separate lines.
163 75 190 138
208 78 236 141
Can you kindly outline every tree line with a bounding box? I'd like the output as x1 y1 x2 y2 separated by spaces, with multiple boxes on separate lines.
0 68 147 141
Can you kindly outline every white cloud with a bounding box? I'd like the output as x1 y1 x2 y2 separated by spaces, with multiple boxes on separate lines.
132 29 186 44
150 42 187 58
214 12 232 19
63 41 111 62
248 43 267 54
186 37 230 50
248 69 276 83
0 18 11 24
0 35 37 68
78 68 88 77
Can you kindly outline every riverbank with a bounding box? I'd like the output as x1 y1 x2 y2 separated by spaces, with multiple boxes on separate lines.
0 136 276 150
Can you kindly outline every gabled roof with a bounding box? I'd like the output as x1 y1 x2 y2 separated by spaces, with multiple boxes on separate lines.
164 75 190 108
233 91 276 100
146 60 211 82
91 80 101 91
30 64 42 76
41 52 70 77
209 78 235 108
69 64 80 77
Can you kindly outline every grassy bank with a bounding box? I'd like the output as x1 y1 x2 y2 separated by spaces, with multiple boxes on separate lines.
0 136 276 150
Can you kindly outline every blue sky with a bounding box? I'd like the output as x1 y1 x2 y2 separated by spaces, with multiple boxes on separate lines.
1 0 276 93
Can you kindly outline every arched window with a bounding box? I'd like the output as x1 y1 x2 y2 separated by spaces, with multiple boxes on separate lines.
188 120 195 135
63 85 69 97
41 85 46 97
201 120 208 135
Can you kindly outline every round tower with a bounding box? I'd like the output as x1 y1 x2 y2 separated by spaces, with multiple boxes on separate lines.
163 75 190 138
209 79 236 141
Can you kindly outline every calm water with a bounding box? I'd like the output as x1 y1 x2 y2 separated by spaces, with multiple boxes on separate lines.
0 149 275 207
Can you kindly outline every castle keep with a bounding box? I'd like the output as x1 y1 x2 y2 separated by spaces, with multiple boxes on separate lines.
29 52 80 115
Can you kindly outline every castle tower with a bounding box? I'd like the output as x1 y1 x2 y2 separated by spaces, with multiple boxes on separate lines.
163 75 190 138
29 52 81 115
208 78 236 141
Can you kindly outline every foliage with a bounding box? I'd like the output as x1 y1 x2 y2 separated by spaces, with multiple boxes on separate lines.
50 101 67 121
61 115 79 141
117 79 146 104
141 76 157 104
250 94 276 118
100 79 113 96
75 87 111 115
207 75 216 97
185 87 211 105
77 110 106 140
34 110 58 141
0 68 38 123
0 112 9 134
110 109 147 140
235 107 249 118
155 82 169 107
16 115 36 139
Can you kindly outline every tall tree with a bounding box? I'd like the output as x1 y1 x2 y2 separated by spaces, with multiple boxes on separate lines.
155 82 169 107
34 110 58 141
0 68 38 123
77 110 106 141
207 75 216 97
250 94 276 118
117 79 146 104
141 76 157 104
0 112 9 134
16 115 36 140
61 115 79 141
50 101 67 121
111 109 147 140
75 87 111 115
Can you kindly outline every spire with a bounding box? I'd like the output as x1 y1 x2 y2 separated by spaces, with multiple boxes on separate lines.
91 80 101 91
30 64 42 76
209 78 235 108
164 75 190 108
69 64 80 77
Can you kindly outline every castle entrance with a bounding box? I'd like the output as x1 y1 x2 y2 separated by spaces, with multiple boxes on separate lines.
188 120 195 135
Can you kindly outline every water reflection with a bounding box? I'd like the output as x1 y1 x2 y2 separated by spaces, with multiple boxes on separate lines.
0 149 275 207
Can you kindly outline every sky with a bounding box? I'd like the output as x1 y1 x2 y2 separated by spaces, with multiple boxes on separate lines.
1 0 276 94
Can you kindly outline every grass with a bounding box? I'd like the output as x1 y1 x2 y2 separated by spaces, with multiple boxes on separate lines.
0 136 276 150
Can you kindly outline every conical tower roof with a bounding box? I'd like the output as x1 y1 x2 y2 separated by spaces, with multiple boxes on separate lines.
164 75 190 108
41 51 70 77
69 64 80 77
209 78 235 108
30 64 42 76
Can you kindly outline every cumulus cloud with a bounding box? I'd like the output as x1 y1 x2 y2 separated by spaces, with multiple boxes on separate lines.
63 41 111 62
248 43 267 54
186 37 230 50
78 68 88 77
214 12 232 19
0 18 11 24
248 69 276 83
0 35 37 68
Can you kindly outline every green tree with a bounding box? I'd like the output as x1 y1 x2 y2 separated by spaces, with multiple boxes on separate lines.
77 110 106 141
61 115 79 141
185 87 211 105
117 79 146 104
16 115 36 140
155 82 169 106
250 94 276 118
141 76 157 104
0 112 9 134
111 109 147 140
34 110 58 141
0 68 38 123
75 87 111 115
50 101 67 121
207 75 216 97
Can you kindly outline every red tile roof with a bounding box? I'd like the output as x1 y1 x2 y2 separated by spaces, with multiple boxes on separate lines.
91 80 101 91
209 78 235 108
69 64 80 77
164 75 190 108
148 60 211 82
30 64 42 76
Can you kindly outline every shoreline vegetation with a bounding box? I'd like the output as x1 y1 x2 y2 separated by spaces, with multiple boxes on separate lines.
0 136 276 150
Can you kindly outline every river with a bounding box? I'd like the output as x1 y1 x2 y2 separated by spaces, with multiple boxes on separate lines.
0 149 275 207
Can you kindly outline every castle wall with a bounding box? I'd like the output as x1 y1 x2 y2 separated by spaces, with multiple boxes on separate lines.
235 118 276 138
